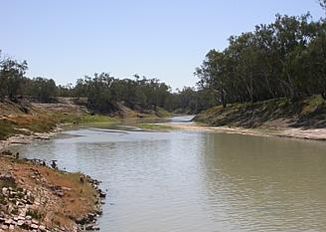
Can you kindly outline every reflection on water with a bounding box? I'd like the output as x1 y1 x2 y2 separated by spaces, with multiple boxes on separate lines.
12 122 326 232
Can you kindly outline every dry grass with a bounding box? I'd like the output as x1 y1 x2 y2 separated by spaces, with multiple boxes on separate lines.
0 157 99 231
0 97 172 141
195 95 326 129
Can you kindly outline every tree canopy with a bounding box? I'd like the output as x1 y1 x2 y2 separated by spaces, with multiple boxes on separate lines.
195 12 326 107
0 52 196 113
1 2 325 113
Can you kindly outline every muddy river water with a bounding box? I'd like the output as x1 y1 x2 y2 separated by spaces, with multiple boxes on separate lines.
13 116 326 231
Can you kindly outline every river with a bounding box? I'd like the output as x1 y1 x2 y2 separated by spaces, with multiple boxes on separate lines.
12 116 326 231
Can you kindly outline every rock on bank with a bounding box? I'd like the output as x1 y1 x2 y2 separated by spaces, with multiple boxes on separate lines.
0 152 106 232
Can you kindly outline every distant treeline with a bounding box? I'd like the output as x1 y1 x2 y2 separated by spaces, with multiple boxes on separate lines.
2 1 325 114
0 53 212 114
196 9 326 107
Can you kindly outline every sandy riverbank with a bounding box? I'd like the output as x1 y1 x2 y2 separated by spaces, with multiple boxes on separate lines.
0 129 61 152
159 122 326 141
188 96 326 141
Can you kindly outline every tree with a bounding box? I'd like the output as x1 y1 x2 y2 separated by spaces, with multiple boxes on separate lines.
320 0 326 13
195 13 324 107
26 77 57 102
0 52 28 100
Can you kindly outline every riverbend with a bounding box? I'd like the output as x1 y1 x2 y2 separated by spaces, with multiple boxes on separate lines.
11 116 326 232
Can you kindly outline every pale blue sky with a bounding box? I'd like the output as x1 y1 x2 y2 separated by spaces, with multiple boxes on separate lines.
1 0 324 89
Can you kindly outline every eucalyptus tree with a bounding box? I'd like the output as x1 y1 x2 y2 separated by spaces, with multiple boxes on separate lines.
196 12 325 106
0 52 28 100
320 0 326 13
26 77 57 102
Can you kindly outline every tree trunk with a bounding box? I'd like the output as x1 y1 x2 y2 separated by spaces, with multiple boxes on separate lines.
322 91 326 100
221 90 227 108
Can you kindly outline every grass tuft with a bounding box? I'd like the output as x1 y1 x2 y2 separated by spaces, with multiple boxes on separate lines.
0 120 16 140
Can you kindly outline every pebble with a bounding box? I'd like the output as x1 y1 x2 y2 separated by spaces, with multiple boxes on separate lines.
0 161 105 232
31 223 38 229
2 187 8 195
17 220 24 226
4 219 12 225
32 219 39 225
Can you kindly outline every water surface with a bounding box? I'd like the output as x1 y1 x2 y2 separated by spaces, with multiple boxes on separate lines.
13 117 326 232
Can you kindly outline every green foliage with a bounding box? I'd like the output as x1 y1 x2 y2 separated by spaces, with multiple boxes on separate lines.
0 51 28 100
0 120 16 140
74 73 172 114
154 107 172 118
320 0 326 12
0 52 57 103
25 77 57 102
26 209 44 220
24 120 56 133
2 7 325 116
196 13 326 107
76 115 119 124
168 87 217 114
138 123 174 131
0 53 189 114
0 50 204 114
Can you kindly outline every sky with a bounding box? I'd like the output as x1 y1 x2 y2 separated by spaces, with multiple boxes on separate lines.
1 0 324 90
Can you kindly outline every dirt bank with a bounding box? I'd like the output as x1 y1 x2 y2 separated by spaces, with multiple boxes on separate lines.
195 96 326 128
0 130 60 153
159 121 326 141
0 98 170 145
0 152 106 232
189 95 326 141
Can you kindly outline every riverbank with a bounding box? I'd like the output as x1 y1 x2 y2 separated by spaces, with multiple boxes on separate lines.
0 152 106 231
0 130 60 152
160 122 326 141
188 95 326 141
0 98 171 151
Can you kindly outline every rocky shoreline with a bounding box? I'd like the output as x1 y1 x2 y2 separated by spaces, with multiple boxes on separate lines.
0 127 62 152
0 151 106 232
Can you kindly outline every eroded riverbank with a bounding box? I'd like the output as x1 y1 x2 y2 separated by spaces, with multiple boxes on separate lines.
0 130 60 152
159 117 326 141
0 152 106 232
